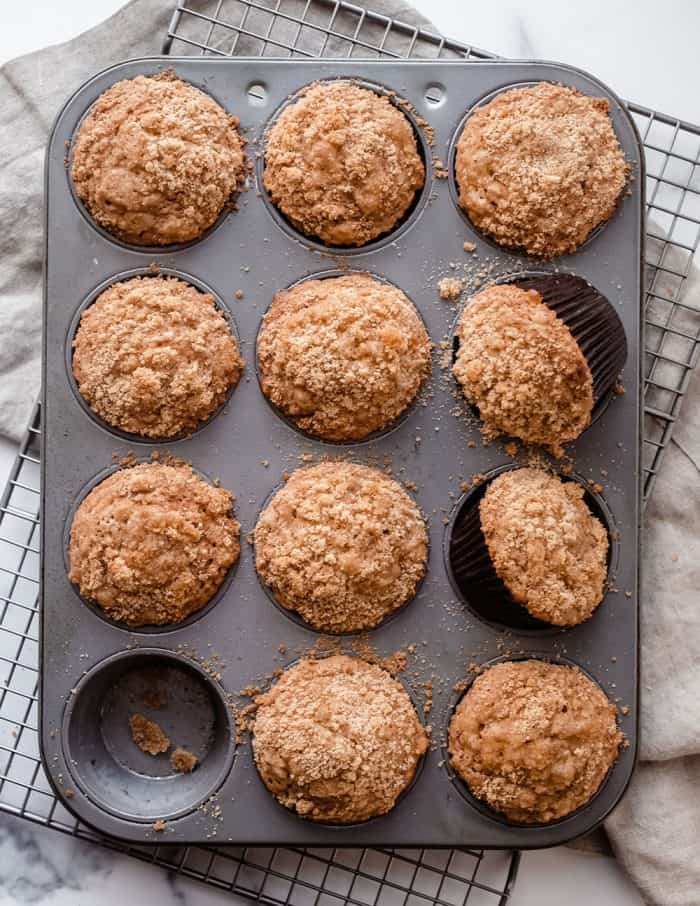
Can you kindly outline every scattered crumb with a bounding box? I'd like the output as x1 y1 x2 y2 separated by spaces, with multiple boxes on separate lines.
235 290 244 299
152 820 166 832
438 277 463 300
171 747 198 773
463 241 477 252
129 713 170 755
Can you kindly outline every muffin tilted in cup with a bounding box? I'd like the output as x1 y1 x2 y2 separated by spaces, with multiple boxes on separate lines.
448 659 622 823
253 655 428 823
72 73 245 245
263 81 425 246
455 82 627 257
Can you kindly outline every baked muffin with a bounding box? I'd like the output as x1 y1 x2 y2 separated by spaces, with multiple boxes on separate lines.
73 275 243 438
263 81 425 246
253 655 427 823
455 82 627 257
448 660 622 823
453 284 593 455
257 274 430 441
72 73 245 245
254 462 427 632
480 469 608 626
68 462 239 626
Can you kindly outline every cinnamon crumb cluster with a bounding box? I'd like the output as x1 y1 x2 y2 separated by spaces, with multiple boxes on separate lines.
448 660 622 822
72 72 245 245
254 462 427 633
263 81 424 246
257 274 431 441
480 469 609 626
252 655 428 823
455 82 627 257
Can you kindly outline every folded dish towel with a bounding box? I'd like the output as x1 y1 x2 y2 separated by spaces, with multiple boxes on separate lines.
0 2 698 904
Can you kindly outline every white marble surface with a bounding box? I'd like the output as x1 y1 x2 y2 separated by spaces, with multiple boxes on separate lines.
2 0 695 903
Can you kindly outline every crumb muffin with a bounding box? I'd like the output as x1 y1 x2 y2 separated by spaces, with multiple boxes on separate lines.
72 275 243 438
480 469 608 626
453 284 593 455
254 462 427 632
263 81 424 246
448 660 622 823
253 655 427 822
68 462 239 626
455 82 627 257
72 73 245 245
257 274 430 441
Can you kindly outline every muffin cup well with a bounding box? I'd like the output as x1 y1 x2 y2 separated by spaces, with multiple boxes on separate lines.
445 464 616 632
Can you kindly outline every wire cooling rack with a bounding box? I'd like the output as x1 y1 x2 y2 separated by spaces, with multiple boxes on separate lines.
2 0 700 903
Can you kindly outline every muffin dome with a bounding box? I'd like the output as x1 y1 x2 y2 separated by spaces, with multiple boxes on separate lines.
257 273 430 441
72 73 245 245
72 275 243 438
448 660 622 823
480 469 609 626
453 283 593 455
455 82 627 258
253 655 427 823
254 462 427 632
263 81 425 246
68 463 239 626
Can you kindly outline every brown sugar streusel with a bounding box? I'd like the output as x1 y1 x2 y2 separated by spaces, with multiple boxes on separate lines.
72 73 245 245
455 82 627 258
68 462 239 627
453 283 593 455
129 713 170 755
480 469 609 626
257 274 431 441
72 276 243 438
448 660 622 823
252 655 428 823
263 81 425 246
254 462 427 633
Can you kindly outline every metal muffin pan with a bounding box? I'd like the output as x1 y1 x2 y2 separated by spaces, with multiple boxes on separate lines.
41 58 643 848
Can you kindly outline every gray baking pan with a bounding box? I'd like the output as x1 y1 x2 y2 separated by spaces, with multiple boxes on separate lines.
41 58 643 849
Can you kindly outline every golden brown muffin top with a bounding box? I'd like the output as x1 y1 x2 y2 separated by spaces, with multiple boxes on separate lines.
68 463 239 626
480 469 609 626
252 655 428 823
257 274 431 441
448 660 622 823
263 81 425 246
453 283 593 455
455 82 627 258
254 462 427 633
72 276 243 438
72 73 245 245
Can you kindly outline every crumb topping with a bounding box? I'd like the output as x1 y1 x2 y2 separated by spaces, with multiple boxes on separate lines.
453 283 593 454
263 81 424 246
254 462 427 632
257 274 431 441
171 747 198 773
455 82 627 257
448 660 622 823
72 276 243 438
68 462 239 626
252 655 428 823
72 72 245 245
438 277 463 300
480 469 609 626
130 713 170 755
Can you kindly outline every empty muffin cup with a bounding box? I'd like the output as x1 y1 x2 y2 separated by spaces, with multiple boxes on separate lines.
63 649 235 822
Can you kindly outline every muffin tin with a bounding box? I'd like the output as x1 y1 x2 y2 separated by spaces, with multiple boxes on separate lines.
41 58 642 848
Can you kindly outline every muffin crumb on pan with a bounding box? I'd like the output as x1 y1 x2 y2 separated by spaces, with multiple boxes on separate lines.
455 82 627 258
263 80 425 246
72 72 245 245
252 655 428 823
72 275 243 438
257 273 431 441
254 462 427 633
68 462 240 627
453 283 593 455
129 713 170 755
448 659 622 823
479 468 609 626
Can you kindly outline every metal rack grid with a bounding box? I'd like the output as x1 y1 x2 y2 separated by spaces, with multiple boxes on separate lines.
2 0 699 902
